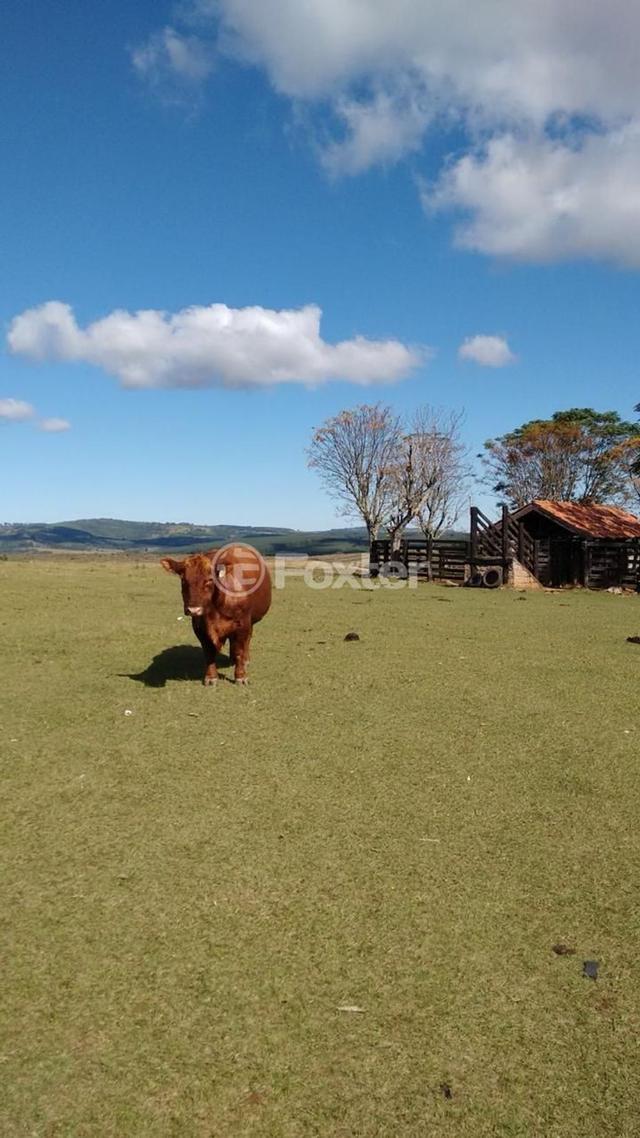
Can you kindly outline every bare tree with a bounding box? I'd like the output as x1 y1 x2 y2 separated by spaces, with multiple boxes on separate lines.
384 412 450 552
412 407 470 539
307 403 402 550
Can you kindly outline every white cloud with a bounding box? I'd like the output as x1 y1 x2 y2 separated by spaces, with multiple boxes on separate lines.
458 335 516 368
39 417 71 433
213 0 640 121
322 82 433 176
144 0 640 264
132 26 214 96
8 301 423 389
0 398 34 422
425 126 640 266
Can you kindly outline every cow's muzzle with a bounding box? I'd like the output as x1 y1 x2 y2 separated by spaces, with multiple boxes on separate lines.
187 606 204 617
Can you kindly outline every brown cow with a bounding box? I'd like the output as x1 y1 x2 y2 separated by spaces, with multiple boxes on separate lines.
161 544 272 685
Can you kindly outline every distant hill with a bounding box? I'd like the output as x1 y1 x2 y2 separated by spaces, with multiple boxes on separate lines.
0 518 371 555
0 519 469 556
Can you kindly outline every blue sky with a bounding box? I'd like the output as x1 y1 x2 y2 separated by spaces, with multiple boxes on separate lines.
2 1 639 527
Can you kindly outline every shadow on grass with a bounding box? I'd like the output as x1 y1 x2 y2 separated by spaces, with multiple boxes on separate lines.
123 645 232 688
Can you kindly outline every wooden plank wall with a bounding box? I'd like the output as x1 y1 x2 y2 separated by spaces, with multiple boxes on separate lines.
585 540 640 589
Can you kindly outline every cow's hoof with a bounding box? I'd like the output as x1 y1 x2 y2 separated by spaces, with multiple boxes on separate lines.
203 675 218 687
235 677 249 686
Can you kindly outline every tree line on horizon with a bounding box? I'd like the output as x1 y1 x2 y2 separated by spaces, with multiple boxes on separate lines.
308 403 640 551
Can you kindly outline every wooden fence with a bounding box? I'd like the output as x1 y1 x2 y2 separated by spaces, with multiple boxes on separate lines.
470 505 536 574
585 540 640 589
370 536 469 582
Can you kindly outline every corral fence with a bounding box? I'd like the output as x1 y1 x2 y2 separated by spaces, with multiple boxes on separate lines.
370 507 521 585
584 539 640 590
370 536 470 583
470 505 535 571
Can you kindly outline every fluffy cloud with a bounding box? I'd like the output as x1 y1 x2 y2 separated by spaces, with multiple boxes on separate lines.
0 398 34 421
39 417 71 433
137 0 640 264
322 83 433 176
211 0 640 120
425 126 640 266
132 26 215 97
458 335 516 368
8 301 423 389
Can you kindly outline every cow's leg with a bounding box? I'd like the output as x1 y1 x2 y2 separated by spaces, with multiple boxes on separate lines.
202 641 219 686
232 626 252 685
192 618 219 685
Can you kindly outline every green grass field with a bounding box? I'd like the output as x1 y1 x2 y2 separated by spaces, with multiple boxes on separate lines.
2 558 640 1136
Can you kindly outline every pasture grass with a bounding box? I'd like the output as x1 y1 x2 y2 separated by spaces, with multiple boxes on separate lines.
2 558 640 1136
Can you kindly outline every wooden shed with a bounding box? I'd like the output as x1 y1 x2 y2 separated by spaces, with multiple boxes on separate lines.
503 500 640 589
371 500 640 590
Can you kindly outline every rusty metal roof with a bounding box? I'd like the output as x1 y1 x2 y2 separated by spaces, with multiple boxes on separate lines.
516 499 640 539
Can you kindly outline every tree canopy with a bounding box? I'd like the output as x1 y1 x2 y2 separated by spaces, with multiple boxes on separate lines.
483 408 638 509
308 403 469 547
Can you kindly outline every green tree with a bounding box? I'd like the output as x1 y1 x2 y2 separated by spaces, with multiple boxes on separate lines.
615 404 640 505
632 404 640 477
483 408 637 509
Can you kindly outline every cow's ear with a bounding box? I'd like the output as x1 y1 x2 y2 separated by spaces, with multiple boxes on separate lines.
160 557 184 575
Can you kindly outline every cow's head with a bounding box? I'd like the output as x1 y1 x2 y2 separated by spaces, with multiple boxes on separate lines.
161 553 217 617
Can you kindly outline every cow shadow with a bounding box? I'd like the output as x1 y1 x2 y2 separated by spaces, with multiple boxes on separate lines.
123 645 232 688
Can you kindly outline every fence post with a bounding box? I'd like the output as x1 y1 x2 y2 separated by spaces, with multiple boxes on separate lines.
470 506 479 566
501 503 510 566
426 534 433 581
